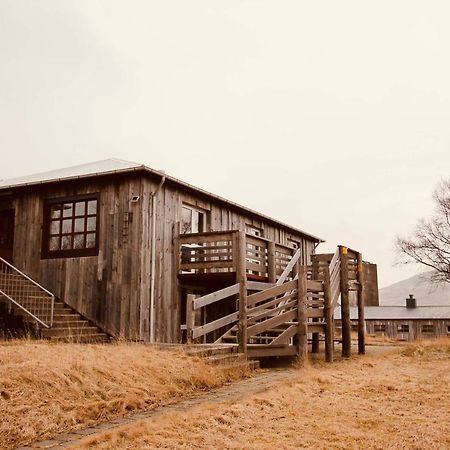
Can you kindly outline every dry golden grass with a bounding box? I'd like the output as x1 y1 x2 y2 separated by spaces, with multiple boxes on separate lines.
79 339 450 450
0 341 249 450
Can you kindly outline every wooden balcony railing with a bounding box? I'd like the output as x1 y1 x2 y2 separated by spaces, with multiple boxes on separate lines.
177 230 296 281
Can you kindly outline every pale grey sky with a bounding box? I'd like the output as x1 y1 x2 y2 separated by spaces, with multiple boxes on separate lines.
1 1 450 287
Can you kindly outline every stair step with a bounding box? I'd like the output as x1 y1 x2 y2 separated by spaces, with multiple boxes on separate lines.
186 345 238 358
205 353 246 365
42 326 101 337
52 314 84 321
48 333 110 343
52 320 90 327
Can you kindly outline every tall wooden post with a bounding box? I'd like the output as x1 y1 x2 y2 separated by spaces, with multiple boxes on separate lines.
186 293 195 345
267 240 276 284
297 263 308 364
323 268 334 363
339 246 351 358
236 231 247 356
311 255 320 354
357 252 365 355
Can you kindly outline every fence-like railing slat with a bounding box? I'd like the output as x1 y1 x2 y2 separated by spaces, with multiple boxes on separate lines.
193 283 240 309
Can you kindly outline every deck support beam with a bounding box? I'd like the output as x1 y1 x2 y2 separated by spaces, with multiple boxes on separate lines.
357 252 365 355
339 246 351 358
323 268 334 362
186 293 195 344
297 264 308 364
236 230 247 356
311 256 320 354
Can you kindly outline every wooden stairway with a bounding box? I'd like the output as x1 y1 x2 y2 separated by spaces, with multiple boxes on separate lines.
0 257 109 343
186 247 336 361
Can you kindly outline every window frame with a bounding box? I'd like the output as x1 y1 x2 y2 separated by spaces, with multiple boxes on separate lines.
180 203 208 234
421 324 434 334
41 193 100 259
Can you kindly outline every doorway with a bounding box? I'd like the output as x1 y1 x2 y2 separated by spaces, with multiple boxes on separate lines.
0 209 14 263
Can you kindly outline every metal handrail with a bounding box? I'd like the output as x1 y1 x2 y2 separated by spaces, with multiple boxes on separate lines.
0 257 55 328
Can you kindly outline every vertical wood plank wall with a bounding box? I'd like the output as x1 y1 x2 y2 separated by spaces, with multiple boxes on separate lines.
4 174 319 343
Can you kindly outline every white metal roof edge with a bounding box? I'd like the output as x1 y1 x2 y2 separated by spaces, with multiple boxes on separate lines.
0 163 324 243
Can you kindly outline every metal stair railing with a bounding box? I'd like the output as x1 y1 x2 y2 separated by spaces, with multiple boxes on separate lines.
0 257 55 328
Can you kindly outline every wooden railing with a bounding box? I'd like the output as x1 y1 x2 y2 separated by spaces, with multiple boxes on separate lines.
186 263 334 361
178 230 295 281
184 243 366 362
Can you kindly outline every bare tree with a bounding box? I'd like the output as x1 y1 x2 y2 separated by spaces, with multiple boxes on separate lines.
396 179 450 284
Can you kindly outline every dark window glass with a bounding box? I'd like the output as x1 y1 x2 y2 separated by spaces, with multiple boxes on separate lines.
421 324 434 333
42 194 99 258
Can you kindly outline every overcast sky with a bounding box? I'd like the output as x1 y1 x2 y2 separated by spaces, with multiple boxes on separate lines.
1 1 450 288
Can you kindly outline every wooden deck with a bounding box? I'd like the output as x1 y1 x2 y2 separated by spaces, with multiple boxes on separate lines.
177 231 365 361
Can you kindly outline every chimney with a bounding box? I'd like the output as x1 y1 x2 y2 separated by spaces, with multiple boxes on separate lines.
406 294 417 309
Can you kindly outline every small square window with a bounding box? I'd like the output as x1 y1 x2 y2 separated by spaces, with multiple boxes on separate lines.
421 324 434 333
374 324 386 333
397 324 409 333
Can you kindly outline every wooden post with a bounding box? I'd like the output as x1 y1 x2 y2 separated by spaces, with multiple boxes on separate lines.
323 268 334 363
311 255 320 354
236 231 247 356
297 263 308 364
186 293 195 344
267 240 276 284
357 252 365 355
339 246 351 358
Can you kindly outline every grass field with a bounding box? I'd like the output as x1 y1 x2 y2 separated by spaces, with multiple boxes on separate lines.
78 340 450 450
0 341 249 450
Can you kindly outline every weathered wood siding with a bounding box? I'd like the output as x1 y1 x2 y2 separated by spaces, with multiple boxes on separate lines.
364 319 450 341
2 173 319 342
149 179 317 343
7 174 152 340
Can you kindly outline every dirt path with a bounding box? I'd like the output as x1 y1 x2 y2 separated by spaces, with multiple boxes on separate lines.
17 368 297 450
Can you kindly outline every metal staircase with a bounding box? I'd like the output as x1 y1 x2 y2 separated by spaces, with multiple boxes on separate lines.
0 257 110 342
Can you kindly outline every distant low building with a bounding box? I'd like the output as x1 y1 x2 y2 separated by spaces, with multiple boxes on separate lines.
335 295 450 341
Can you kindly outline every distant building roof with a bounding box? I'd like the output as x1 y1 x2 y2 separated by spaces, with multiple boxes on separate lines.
0 158 323 242
335 305 450 320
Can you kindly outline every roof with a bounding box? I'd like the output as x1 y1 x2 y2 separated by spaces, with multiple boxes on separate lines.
0 158 323 242
335 305 450 320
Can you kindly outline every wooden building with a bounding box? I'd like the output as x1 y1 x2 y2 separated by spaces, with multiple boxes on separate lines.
335 297 450 342
0 159 324 343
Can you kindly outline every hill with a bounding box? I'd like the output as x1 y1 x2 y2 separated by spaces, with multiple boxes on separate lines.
380 272 450 306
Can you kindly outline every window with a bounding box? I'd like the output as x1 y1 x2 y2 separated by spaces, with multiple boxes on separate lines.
42 194 99 258
287 239 300 250
374 324 386 333
421 324 434 333
397 324 409 333
245 225 263 237
181 204 206 234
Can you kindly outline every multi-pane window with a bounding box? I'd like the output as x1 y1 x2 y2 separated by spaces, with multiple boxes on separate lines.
421 324 434 333
42 194 99 258
374 324 386 332
397 324 409 333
